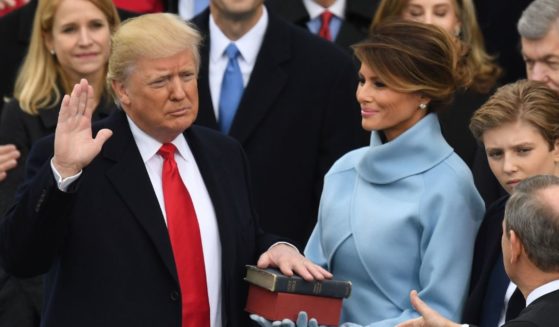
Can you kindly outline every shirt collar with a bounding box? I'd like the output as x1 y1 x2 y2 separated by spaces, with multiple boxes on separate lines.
526 280 559 306
126 114 190 163
302 0 346 19
209 7 269 66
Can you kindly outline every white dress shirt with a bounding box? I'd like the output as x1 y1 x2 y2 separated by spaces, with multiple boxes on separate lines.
208 7 268 119
526 279 559 306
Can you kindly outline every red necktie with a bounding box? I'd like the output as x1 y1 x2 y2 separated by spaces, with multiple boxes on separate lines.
319 11 333 41
158 143 210 327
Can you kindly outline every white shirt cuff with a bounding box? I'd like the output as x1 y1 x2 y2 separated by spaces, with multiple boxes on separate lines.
268 241 300 253
50 158 82 192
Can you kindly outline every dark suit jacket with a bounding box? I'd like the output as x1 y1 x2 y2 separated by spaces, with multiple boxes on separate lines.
463 195 509 324
265 0 378 53
504 289 559 327
191 8 367 248
0 110 282 327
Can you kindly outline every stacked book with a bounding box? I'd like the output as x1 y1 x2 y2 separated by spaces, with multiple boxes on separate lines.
244 265 352 326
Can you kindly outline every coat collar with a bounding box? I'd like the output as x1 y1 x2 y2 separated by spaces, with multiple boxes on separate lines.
356 113 453 184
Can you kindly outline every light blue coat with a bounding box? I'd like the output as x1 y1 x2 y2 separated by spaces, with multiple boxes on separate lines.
305 114 484 326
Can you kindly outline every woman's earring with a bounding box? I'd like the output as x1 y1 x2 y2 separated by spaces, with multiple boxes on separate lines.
419 103 427 110
50 49 55 55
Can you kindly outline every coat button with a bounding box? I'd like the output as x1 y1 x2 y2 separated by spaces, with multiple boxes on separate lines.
170 291 179 301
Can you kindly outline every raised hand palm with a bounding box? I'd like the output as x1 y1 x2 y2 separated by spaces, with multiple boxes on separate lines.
53 79 112 177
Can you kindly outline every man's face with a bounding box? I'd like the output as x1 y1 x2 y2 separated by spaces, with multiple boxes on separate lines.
113 50 199 143
521 24 559 94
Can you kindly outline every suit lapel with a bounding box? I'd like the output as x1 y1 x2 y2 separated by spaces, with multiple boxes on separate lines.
228 12 290 143
102 111 178 283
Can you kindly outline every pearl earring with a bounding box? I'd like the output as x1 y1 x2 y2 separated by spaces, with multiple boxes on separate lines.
419 103 427 110
50 49 55 55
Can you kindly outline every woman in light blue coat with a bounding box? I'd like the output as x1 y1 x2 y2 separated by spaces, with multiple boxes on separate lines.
252 20 485 327
303 21 485 327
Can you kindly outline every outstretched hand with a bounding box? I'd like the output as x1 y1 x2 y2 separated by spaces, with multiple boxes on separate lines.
396 291 460 327
53 79 112 178
257 244 332 282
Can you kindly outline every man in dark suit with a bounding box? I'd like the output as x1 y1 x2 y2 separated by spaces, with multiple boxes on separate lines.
0 13 329 327
265 0 377 53
397 174 559 327
191 0 367 249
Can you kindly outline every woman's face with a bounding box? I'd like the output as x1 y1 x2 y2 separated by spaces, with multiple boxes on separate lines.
45 0 111 83
402 0 461 36
356 63 428 141
483 120 559 194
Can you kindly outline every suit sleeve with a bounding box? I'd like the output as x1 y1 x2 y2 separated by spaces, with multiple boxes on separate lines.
0 136 75 277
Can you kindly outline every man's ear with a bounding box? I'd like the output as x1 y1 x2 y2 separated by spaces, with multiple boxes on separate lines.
112 80 131 106
509 230 523 263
